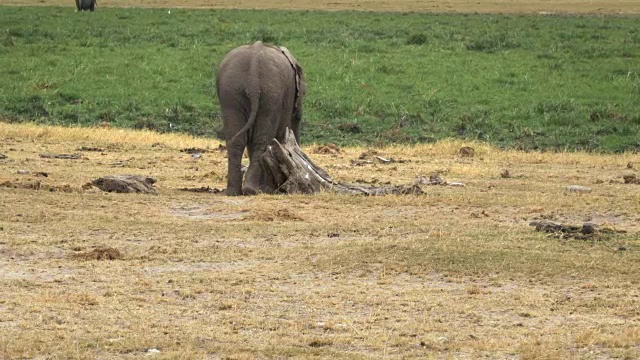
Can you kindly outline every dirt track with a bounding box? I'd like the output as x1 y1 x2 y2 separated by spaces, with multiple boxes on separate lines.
2 0 639 14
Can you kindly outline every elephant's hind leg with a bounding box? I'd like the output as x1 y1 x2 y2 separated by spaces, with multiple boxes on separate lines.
223 108 248 196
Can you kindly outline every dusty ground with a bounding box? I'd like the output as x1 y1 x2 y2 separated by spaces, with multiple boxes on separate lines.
2 0 639 14
1 123 639 359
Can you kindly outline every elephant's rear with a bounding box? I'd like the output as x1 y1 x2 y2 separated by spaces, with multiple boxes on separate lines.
216 42 296 142
215 41 303 196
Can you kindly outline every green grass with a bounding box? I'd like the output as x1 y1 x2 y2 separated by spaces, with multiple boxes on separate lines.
1 6 639 151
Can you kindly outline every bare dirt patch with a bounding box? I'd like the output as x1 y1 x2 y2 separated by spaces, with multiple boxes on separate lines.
2 0 638 14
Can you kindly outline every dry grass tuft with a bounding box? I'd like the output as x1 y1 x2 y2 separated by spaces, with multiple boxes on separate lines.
71 247 124 260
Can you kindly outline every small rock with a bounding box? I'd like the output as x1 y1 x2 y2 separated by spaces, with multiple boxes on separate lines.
146 348 161 355
567 185 592 193
0 153 7 159
17 170 30 175
626 162 634 169
500 169 511 178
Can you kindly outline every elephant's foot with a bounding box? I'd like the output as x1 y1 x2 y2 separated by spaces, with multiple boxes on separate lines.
225 182 242 196
241 184 261 196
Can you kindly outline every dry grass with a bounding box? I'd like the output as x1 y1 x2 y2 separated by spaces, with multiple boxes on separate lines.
1 122 640 359
2 0 639 14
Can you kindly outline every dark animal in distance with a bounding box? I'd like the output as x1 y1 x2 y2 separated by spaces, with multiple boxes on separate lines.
76 0 97 11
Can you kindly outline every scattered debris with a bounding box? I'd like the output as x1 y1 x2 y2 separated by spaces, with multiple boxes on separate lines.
88 175 158 194
623 174 640 184
501 169 511 178
459 146 475 157
179 186 222 194
530 220 626 240
39 153 82 160
77 146 104 152
350 159 373 166
566 185 592 193
313 144 340 155
17 170 48 177
181 147 209 154
0 180 73 192
359 150 379 159
355 178 391 185
412 173 464 187
355 150 407 165
72 247 123 260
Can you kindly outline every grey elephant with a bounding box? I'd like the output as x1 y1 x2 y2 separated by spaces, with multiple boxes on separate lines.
76 0 97 11
216 41 306 196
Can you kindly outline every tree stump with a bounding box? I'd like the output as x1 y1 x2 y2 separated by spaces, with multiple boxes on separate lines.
260 129 423 196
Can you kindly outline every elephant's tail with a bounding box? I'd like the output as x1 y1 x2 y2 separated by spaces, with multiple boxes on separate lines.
229 89 260 146
229 60 261 146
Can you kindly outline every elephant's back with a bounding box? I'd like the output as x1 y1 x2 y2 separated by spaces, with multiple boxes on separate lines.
218 42 293 85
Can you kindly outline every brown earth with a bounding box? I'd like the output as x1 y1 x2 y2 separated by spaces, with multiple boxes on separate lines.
2 0 639 14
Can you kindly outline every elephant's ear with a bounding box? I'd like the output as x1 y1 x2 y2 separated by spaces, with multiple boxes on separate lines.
294 63 305 97
279 46 304 111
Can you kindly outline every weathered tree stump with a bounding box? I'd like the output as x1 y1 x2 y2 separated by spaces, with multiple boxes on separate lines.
89 175 158 194
260 129 423 195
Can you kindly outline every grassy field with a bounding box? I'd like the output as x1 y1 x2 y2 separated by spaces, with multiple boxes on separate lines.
4 0 640 14
1 5 640 151
0 122 639 359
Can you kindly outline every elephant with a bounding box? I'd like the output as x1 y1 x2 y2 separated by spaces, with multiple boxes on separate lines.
76 0 97 11
216 41 306 196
